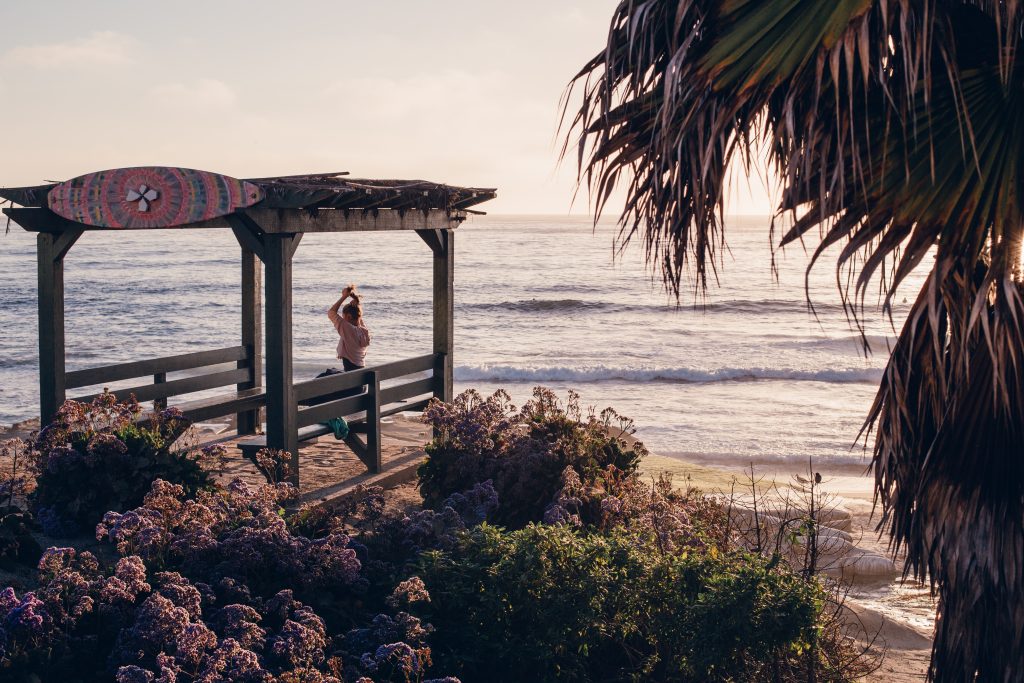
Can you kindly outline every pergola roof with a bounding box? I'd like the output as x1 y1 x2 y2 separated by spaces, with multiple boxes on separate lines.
0 171 496 214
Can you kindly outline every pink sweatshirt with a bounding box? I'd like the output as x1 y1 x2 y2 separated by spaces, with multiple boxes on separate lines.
328 309 371 366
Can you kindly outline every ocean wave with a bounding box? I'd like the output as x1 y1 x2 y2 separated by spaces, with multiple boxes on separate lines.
466 299 607 313
0 356 36 370
771 334 895 352
454 364 883 384
463 297 855 316
699 298 845 314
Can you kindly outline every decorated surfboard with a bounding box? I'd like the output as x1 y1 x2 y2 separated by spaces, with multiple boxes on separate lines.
46 166 264 229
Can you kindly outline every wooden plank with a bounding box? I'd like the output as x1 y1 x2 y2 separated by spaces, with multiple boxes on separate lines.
296 394 370 428
294 369 371 401
237 245 263 434
66 346 248 389
6 208 81 233
72 368 250 405
264 232 299 484
379 377 436 405
366 371 382 472
433 229 454 402
293 354 435 401
5 206 462 234
295 449 424 510
380 397 431 418
174 386 266 423
37 233 66 423
239 208 461 234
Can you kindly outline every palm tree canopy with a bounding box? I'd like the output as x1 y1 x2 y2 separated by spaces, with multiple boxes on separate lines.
566 2 1024 680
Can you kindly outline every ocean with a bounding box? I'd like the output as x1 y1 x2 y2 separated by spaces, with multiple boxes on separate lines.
0 215 920 465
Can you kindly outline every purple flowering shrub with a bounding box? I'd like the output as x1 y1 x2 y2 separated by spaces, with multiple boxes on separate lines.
0 544 349 681
96 478 363 599
31 394 216 534
1 474 466 682
419 388 646 528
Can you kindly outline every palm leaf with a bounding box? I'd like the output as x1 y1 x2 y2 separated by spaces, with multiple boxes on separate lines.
565 2 1024 679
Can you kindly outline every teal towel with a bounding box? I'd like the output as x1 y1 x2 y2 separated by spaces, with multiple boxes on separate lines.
324 417 349 440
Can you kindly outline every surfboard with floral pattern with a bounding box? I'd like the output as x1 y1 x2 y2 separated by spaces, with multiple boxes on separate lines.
46 166 264 228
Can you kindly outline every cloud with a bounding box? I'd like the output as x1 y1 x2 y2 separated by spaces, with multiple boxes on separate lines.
149 79 237 109
3 31 135 68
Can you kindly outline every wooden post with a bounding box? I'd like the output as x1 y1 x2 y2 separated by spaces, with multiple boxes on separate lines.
153 373 167 411
37 230 81 424
237 246 262 434
433 229 454 402
263 233 300 485
366 371 382 472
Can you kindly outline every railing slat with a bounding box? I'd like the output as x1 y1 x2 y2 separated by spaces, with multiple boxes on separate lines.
379 377 437 405
73 368 251 404
293 353 436 401
66 346 249 389
296 394 372 428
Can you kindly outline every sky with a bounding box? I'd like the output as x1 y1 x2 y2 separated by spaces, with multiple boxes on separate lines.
0 1 773 215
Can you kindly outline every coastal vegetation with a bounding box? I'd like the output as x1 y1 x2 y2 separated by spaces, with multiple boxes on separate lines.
0 394 868 681
566 2 1024 679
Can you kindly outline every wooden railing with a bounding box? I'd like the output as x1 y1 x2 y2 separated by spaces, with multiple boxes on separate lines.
66 345 261 425
290 353 441 471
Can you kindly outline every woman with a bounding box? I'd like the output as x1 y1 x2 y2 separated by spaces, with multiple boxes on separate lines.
327 283 371 370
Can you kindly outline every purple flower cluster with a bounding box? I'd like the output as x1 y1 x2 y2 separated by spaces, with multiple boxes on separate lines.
112 582 341 682
98 478 362 595
391 481 498 556
28 395 213 534
419 388 647 528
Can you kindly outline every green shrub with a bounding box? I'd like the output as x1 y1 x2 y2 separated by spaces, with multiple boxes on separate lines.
416 523 822 682
419 388 646 528
31 395 216 534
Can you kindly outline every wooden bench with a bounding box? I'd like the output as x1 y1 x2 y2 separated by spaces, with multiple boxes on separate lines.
236 353 441 472
67 345 263 427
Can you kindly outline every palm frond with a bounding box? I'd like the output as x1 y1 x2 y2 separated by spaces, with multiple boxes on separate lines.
565 2 1024 679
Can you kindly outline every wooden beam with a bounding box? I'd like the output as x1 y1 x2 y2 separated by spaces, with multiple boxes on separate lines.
5 206 462 234
264 232 300 485
237 244 263 435
73 368 250 405
287 232 303 258
66 346 248 389
53 229 83 259
416 228 444 254
37 233 66 423
227 214 266 261
433 229 454 402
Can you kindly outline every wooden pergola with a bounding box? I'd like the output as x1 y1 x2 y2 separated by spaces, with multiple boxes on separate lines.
1 167 495 485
